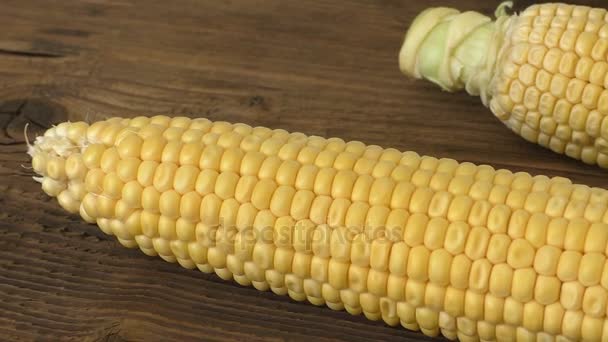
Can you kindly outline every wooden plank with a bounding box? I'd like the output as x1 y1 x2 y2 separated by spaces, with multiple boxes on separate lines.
0 0 607 340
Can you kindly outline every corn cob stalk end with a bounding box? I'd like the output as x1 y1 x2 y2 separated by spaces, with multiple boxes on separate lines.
399 2 513 104
401 2 608 168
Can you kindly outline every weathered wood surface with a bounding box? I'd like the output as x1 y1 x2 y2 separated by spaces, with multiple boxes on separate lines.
1 0 607 341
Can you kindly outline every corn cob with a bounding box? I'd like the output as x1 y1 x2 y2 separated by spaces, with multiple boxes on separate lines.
400 2 608 168
30 115 608 341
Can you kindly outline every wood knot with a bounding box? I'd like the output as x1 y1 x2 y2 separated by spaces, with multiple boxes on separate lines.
0 98 67 145
248 95 265 107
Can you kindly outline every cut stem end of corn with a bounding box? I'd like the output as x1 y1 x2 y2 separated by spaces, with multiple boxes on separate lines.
401 2 608 169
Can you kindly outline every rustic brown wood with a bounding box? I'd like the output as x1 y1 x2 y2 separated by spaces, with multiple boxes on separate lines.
2 0 608 341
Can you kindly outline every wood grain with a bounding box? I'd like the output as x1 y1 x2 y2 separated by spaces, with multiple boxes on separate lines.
1 0 607 341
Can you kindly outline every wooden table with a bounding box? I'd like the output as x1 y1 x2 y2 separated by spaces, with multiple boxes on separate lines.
1 0 607 340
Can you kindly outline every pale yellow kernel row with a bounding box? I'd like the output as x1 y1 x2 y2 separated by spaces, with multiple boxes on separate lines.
82 117 608 202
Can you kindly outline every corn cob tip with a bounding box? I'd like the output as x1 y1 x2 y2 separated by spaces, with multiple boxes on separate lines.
30 121 92 211
399 2 513 103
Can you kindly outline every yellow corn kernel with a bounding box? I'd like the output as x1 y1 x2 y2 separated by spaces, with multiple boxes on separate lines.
464 227 490 260
562 310 584 340
450 254 471 290
579 252 605 286
489 263 513 298
512 268 537 302
582 285 607 318
558 250 583 281
534 275 560 305
443 221 469 255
